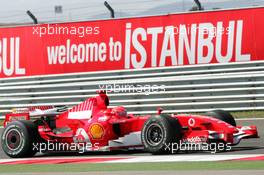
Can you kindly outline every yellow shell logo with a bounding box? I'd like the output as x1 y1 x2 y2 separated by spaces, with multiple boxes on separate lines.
90 124 104 139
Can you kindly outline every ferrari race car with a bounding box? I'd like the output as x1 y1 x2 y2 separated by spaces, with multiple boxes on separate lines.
1 91 259 158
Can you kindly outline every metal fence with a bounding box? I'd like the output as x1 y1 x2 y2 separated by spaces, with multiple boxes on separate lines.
1 61 264 119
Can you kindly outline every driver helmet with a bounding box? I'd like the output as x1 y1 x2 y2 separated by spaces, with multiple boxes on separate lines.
112 106 127 117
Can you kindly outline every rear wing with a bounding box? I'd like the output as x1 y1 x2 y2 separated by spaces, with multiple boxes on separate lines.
3 106 67 127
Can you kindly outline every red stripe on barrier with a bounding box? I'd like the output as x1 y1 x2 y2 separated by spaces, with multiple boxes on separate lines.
0 157 128 165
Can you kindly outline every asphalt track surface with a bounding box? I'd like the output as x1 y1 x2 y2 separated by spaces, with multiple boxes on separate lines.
0 118 263 159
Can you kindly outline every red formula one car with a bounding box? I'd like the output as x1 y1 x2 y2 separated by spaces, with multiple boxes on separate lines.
1 91 259 158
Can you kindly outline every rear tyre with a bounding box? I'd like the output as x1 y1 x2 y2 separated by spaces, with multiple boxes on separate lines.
1 121 39 158
141 114 182 154
205 110 236 126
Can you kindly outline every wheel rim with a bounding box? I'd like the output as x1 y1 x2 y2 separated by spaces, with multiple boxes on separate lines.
5 129 23 151
146 123 164 146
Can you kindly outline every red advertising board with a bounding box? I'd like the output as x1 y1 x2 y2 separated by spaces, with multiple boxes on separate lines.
0 7 263 78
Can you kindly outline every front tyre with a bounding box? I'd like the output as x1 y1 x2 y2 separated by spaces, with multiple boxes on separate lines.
1 121 38 158
141 115 181 154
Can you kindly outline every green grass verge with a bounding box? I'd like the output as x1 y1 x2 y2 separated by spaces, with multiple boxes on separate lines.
0 161 264 173
231 111 264 118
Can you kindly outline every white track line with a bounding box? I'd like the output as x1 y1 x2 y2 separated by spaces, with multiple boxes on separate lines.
0 154 263 164
0 156 132 163
106 154 264 163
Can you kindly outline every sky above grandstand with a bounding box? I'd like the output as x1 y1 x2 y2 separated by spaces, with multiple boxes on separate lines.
0 0 263 24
